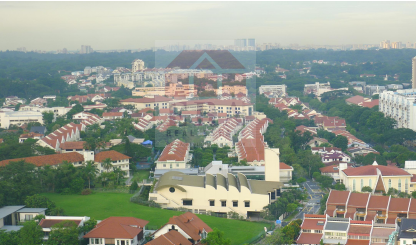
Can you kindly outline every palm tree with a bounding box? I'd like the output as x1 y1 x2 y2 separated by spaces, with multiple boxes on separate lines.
112 167 126 186
83 161 99 189
102 158 113 173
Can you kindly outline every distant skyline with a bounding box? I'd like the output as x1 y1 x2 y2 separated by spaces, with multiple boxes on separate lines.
1 1 416 51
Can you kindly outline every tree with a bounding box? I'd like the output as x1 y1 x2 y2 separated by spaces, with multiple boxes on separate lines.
0 161 40 207
19 220 44 245
412 191 416 199
25 194 59 216
361 186 372 192
47 220 79 245
130 180 139 193
334 183 346 191
66 104 84 119
82 160 99 189
79 218 97 235
201 228 231 245
42 111 54 126
0 229 19 245
332 135 348 151
102 158 113 172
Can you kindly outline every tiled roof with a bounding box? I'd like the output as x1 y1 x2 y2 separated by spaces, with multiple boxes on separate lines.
103 112 123 117
345 239 370 245
342 165 410 176
327 190 350 205
146 230 192 245
347 192 370 208
320 165 340 174
120 96 172 103
94 151 131 162
59 141 86 150
411 174 416 183
409 199 416 213
157 139 189 162
171 98 251 107
39 123 84 149
388 198 410 213
83 217 149 239
301 219 326 230
360 99 379 108
367 195 390 210
296 233 322 245
280 162 292 170
0 152 84 167
19 132 44 139
346 95 366 105
348 225 372 235
165 212 212 241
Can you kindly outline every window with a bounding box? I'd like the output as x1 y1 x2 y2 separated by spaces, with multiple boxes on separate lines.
361 179 363 191
176 164 179 167
95 239 100 244
245 201 250 207
209 200 215 206
169 187 175 193
353 179 356 191
183 200 192 206
405 179 409 193
163 164 166 167
398 179 402 192
369 179 372 187
25 214 33 221
233 201 238 207
389 179 392 189
221 201 226 207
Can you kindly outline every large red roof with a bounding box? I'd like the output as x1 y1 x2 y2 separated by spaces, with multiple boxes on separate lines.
157 139 189 162
342 165 410 176
83 217 149 239
327 190 350 205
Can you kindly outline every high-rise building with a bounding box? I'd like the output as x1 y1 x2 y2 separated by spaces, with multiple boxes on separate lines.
412 56 416 89
80 45 93 54
132 59 145 72
234 39 247 48
248 39 256 47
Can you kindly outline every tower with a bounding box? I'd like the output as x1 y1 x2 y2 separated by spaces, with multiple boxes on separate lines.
132 59 145 72
265 147 280 182
413 57 416 89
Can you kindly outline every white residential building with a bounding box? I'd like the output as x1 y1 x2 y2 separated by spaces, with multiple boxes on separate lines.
259 84 287 96
0 111 43 129
132 59 145 72
155 139 191 170
379 89 416 131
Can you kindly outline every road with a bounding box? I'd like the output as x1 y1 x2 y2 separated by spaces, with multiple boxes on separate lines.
294 179 325 220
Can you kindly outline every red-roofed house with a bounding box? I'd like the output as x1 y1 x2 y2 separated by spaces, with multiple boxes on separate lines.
94 150 131 177
340 161 412 194
155 139 191 170
37 123 85 151
83 217 149 245
296 214 326 245
152 212 212 244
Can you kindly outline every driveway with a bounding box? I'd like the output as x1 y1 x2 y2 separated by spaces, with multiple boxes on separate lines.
294 179 325 220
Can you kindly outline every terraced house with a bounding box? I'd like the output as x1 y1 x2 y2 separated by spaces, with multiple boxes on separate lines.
326 190 416 224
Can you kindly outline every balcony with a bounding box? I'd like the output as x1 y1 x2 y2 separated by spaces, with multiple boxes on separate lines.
356 210 366 216
336 207 346 213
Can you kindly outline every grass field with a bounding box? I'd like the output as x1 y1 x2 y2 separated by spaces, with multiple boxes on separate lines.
132 170 151 183
43 192 271 244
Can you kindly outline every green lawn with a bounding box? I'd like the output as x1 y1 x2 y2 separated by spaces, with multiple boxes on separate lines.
132 170 151 183
43 192 271 245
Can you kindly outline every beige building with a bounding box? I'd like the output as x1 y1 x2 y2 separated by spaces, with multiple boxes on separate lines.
340 161 413 194
148 147 283 218
171 99 253 117
119 96 172 111
216 85 247 96
132 87 166 97
413 56 416 89
132 59 145 72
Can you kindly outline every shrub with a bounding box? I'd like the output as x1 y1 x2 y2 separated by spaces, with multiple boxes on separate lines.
81 189 93 195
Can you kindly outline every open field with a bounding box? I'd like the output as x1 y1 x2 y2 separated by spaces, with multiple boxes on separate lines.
43 192 271 244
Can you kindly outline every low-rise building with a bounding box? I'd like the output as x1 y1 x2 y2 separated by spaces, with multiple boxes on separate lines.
94 151 131 177
83 217 149 245
0 111 44 129
397 218 416 245
151 212 212 245
296 214 326 245
149 147 284 218
322 217 350 245
155 139 191 170
19 132 44 143
39 216 90 241
102 112 124 120
120 96 171 111
0 206 47 232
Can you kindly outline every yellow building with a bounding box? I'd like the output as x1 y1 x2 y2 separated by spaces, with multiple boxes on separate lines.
340 161 413 194
132 87 166 97
171 99 253 117
119 96 172 111
148 147 283 218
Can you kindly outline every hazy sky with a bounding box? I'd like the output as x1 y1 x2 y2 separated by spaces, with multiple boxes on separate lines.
1 1 416 51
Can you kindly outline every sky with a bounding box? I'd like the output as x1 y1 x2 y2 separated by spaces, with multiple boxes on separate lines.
1 1 416 51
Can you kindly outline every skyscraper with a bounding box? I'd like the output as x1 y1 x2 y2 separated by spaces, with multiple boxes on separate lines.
413 56 416 89
80 45 93 54
248 39 256 47
234 39 247 48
